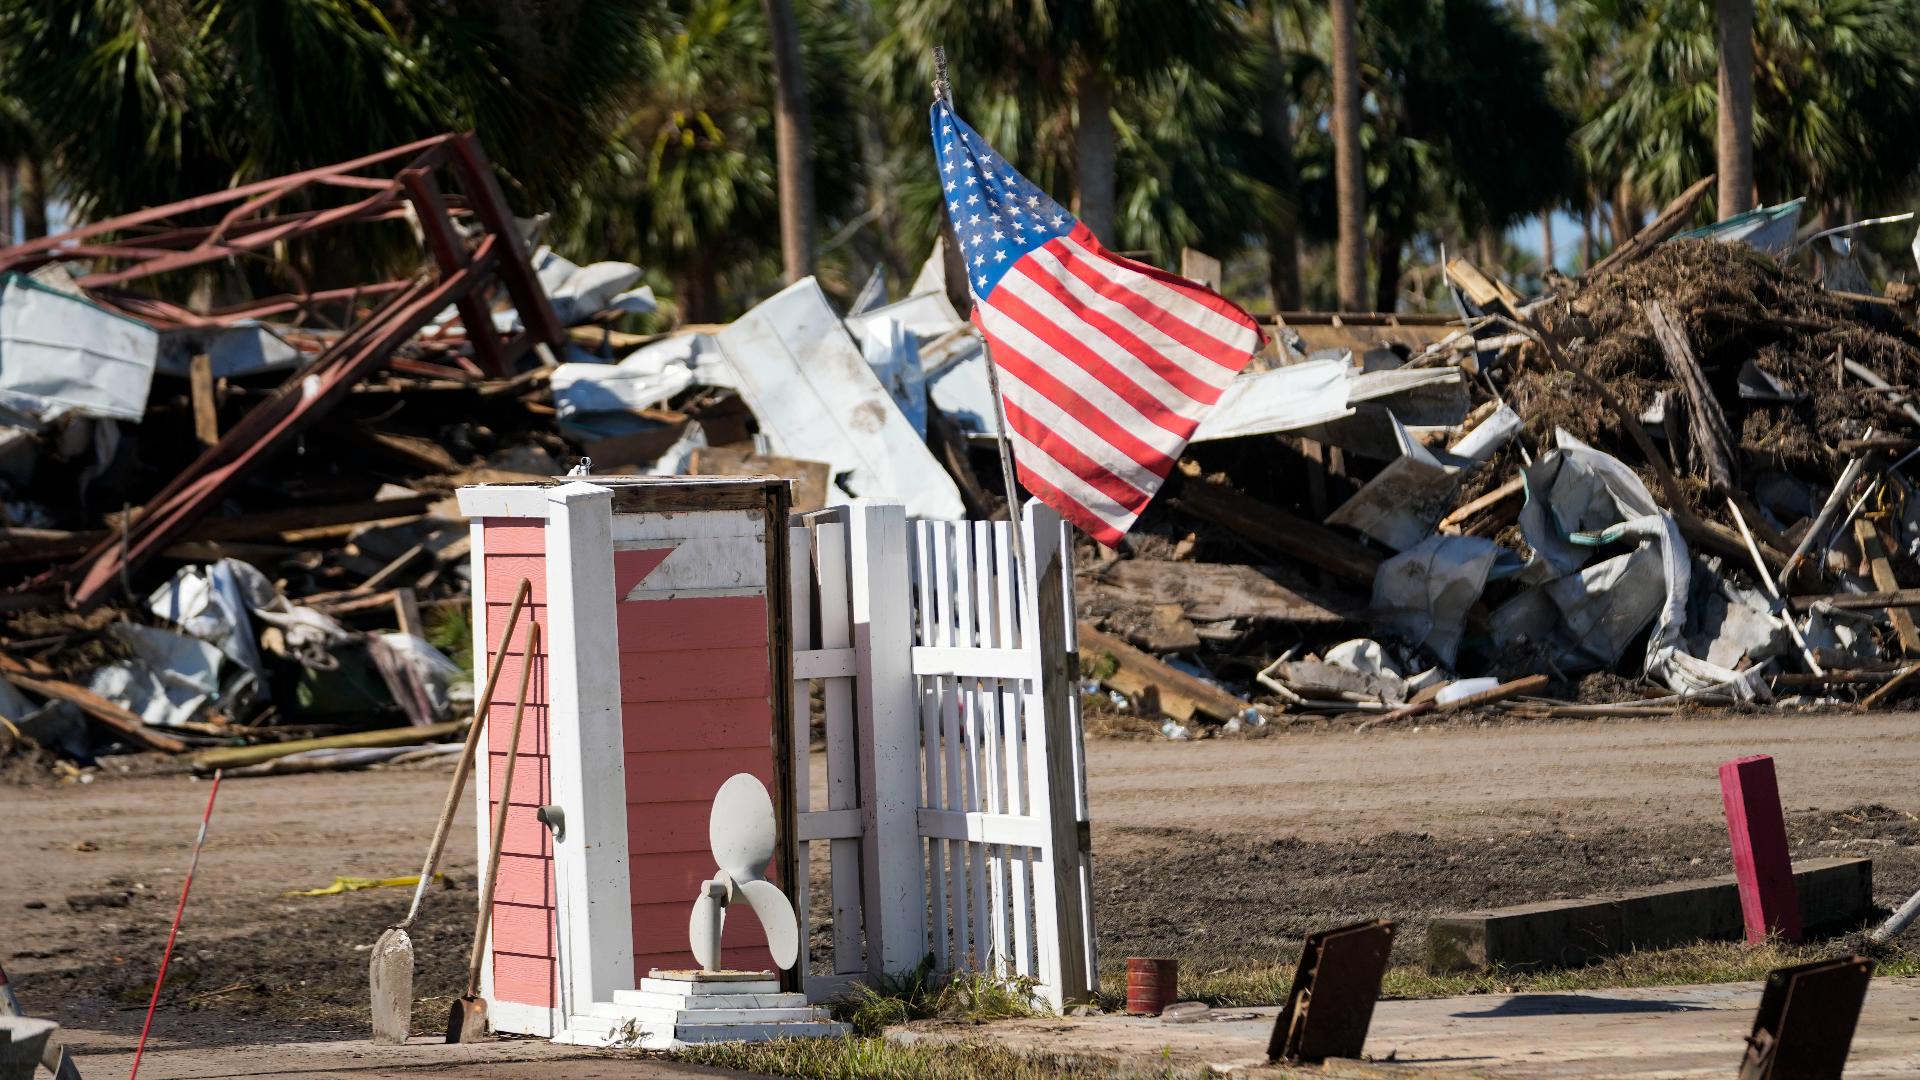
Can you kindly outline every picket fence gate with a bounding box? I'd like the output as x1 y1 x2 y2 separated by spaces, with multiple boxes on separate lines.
783 500 1097 1007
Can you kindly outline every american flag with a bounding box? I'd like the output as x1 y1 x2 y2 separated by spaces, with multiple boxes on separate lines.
930 99 1260 547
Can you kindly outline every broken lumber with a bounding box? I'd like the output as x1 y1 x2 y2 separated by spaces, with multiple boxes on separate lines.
1077 622 1249 723
1438 475 1525 534
1170 470 1382 586
1855 518 1920 655
1090 561 1360 626
1355 674 1550 732
189 354 220 447
1643 301 1738 496
190 718 467 771
1788 588 1920 612
1583 174 1716 280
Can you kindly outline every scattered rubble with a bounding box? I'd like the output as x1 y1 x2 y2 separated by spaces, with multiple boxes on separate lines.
3 147 1917 774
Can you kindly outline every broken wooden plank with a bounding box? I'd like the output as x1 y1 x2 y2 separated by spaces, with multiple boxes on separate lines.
190 718 467 771
1583 174 1716 280
392 586 424 637
1077 622 1249 723
1170 469 1382 586
1788 588 1920 612
1851 517 1920 656
1644 300 1738 496
189 354 219 447
192 494 440 541
1089 560 1360 626
0 657 188 753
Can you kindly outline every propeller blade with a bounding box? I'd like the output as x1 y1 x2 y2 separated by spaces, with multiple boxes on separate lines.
709 773 777 883
738 878 800 971
689 889 725 972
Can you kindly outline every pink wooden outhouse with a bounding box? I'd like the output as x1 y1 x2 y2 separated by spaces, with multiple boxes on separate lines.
456 476 798 1040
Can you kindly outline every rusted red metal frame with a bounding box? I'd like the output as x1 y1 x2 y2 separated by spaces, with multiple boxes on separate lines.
49 134 564 609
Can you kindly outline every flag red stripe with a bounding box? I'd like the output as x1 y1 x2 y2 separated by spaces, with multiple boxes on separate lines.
1002 398 1157 516
977 320 1180 476
988 284 1197 439
1049 235 1251 370
1007 258 1227 407
1012 459 1125 548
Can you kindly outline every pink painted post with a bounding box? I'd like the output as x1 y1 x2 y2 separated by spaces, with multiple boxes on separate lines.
1719 754 1801 944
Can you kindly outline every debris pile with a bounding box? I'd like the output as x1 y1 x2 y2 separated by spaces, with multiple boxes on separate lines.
4 142 1919 771
1074 227 1920 733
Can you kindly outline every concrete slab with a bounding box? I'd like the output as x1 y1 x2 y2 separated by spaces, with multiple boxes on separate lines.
1428 857 1872 971
897 977 1920 1078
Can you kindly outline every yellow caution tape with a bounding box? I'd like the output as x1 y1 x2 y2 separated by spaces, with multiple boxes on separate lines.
283 873 441 897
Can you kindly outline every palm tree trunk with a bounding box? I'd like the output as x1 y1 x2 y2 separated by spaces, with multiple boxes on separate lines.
1580 205 1593 271
1372 229 1404 313
762 0 816 282
1074 69 1117 245
0 165 14 249
1261 2 1302 310
1714 0 1755 219
1330 0 1367 310
19 156 47 240
1540 209 1554 278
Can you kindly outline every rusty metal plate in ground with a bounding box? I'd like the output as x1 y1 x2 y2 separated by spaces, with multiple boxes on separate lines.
1739 955 1874 1080
1267 917 1396 1063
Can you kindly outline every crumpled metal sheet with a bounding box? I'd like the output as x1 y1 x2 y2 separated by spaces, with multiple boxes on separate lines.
1501 431 1770 700
1371 535 1506 667
716 277 965 519
0 273 159 422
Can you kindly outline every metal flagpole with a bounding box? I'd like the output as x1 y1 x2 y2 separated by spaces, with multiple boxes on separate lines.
933 45 1034 590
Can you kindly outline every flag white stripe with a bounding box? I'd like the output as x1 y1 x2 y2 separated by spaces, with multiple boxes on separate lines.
1053 234 1259 360
995 269 1215 422
1021 244 1242 392
1004 427 1138 535
976 303 1193 457
993 363 1163 498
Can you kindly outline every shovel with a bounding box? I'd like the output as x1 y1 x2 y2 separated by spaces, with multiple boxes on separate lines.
447 619 541 1043
369 578 530 1045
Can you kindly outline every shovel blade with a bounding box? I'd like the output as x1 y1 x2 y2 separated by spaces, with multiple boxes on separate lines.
445 995 489 1043
368 928 414 1045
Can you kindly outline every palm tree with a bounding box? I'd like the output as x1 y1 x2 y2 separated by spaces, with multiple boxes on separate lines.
1715 0 1755 217
1261 0 1307 309
762 0 817 280
1329 0 1367 309
875 0 1243 249
1569 0 1920 222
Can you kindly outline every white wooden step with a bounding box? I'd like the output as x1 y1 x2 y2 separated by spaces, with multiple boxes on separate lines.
613 988 810 1010
639 975 781 997
588 1001 826 1026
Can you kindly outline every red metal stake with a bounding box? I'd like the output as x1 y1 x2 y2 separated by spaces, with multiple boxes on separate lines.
129 770 224 1080
1720 754 1802 944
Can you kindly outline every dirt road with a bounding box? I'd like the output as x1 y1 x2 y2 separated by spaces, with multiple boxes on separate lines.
2 713 1916 1073
1087 712 1920 840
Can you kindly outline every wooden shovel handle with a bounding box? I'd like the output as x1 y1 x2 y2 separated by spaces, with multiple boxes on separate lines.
466 619 540 999
400 579 532 929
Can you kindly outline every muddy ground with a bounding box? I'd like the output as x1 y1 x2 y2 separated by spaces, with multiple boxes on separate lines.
3 714 1918 1056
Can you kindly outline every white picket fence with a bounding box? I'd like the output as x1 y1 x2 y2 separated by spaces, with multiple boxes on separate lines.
785 500 1097 1007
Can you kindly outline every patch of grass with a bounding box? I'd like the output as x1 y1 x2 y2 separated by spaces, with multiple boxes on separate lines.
830 959 1045 1036
675 1037 1210 1080
424 600 473 680
1117 939 1920 1009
